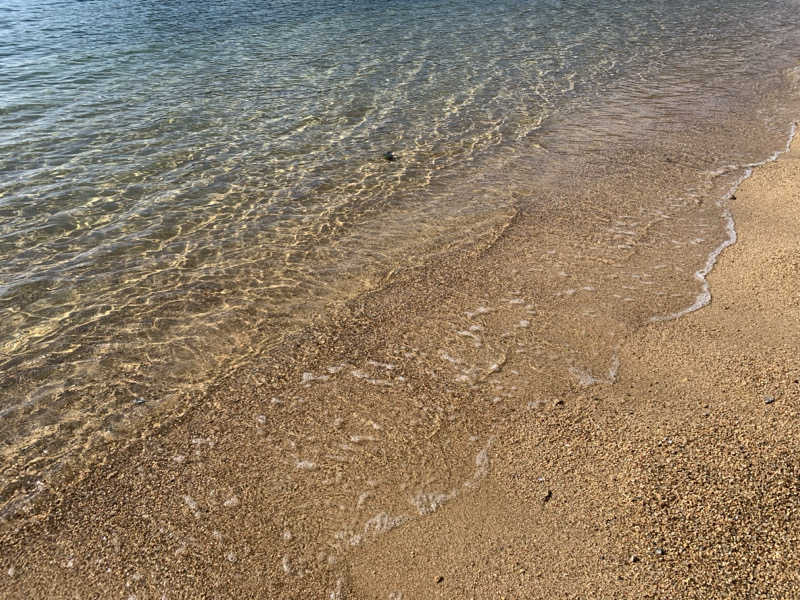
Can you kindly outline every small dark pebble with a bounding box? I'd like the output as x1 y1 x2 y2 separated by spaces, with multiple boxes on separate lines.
553 398 565 407
730 194 737 200
436 576 444 584
134 397 146 405
629 555 640 564
655 548 666 556
383 151 397 162
542 489 553 504
764 395 776 405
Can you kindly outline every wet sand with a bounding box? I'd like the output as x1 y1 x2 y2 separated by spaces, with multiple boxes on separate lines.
350 136 800 598
2 133 800 598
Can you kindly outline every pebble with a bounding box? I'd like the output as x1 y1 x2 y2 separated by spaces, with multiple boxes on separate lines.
655 548 666 556
629 555 640 563
764 395 776 405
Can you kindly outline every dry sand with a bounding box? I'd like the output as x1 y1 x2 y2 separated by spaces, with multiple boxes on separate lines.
1 136 799 599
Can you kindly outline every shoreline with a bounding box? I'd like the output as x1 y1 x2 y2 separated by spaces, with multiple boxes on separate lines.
354 129 800 598
2 129 800 597
651 121 798 324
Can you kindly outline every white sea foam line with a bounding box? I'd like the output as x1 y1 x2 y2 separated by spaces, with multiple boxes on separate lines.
650 121 798 323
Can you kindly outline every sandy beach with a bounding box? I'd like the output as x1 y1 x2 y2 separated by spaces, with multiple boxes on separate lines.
2 129 799 599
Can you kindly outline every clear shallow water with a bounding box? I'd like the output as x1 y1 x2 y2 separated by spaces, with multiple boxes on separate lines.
1 0 799 512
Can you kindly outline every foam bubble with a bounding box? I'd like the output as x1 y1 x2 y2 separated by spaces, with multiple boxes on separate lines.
282 555 293 574
190 437 214 447
301 372 330 386
366 360 396 370
411 490 456 515
457 329 482 347
329 580 345 600
349 435 377 443
465 306 492 318
357 491 372 509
